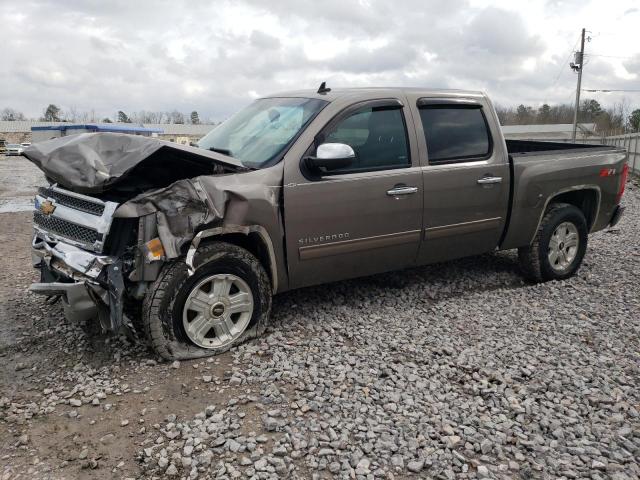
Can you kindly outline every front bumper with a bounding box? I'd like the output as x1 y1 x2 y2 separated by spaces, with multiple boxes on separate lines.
30 281 102 323
31 235 115 279
30 234 121 329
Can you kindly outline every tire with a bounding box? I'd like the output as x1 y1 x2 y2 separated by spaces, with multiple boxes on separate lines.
518 203 588 283
142 242 272 360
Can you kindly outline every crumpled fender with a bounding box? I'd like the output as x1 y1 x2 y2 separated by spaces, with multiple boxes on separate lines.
113 166 283 259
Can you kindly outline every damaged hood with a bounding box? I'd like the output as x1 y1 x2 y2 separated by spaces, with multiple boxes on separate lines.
26 131 285 262
23 132 247 193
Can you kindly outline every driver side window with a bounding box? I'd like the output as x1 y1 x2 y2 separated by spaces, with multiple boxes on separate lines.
322 107 410 173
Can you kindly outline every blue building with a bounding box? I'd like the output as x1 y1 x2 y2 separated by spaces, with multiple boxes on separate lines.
31 123 164 143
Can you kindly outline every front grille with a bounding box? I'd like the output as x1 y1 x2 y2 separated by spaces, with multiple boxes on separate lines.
38 187 105 216
34 212 101 245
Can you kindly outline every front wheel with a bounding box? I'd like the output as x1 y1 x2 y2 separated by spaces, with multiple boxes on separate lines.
142 242 272 360
518 203 588 282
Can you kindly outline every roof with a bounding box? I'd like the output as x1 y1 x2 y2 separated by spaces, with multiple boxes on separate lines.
501 123 596 134
31 123 163 133
0 121 62 132
0 121 216 135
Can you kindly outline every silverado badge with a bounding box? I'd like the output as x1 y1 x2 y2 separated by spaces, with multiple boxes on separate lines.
40 200 56 216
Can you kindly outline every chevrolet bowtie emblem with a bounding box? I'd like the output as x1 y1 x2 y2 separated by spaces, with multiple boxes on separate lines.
40 200 56 216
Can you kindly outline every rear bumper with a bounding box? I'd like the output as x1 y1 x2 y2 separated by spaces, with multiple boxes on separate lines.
609 204 625 228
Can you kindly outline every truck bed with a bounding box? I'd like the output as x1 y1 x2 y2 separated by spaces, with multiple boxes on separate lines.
506 139 615 155
499 140 627 250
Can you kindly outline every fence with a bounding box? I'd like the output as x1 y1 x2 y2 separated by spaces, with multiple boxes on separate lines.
600 133 640 176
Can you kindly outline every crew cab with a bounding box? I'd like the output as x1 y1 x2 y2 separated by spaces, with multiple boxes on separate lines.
25 87 628 359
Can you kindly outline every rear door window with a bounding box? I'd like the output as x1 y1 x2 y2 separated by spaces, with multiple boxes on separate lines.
418 105 491 164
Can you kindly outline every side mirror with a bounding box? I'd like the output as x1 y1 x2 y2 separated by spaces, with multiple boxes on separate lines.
305 143 355 171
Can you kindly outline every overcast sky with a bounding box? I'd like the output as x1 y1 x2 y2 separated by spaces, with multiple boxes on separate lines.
1 0 639 121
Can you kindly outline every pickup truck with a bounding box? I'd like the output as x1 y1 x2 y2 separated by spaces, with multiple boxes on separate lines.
25 87 628 360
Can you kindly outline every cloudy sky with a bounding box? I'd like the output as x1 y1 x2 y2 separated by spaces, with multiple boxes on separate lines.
1 0 639 121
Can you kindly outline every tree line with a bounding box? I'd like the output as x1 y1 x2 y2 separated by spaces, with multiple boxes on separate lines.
3 100 640 133
495 99 640 134
0 105 210 125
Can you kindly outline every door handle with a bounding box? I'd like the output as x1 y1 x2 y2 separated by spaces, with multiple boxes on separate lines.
387 186 418 196
477 176 502 185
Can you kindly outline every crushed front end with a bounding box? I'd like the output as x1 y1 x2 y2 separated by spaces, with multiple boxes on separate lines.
30 185 153 331
24 132 280 335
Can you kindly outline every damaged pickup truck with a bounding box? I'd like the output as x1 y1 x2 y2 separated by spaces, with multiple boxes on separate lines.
25 87 628 359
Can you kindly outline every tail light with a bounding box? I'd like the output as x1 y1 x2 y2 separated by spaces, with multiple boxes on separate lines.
615 163 629 204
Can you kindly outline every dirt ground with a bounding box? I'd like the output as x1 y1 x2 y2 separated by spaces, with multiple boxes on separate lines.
0 157 253 479
0 210 271 480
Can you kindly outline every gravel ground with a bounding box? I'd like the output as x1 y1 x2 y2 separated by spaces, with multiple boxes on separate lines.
1 156 639 479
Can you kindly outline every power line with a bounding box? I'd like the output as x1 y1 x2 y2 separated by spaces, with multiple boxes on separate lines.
550 38 580 88
585 53 634 59
541 36 580 106
583 89 640 92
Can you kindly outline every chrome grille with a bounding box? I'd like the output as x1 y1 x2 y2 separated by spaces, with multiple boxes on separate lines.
34 212 101 245
38 187 105 216
33 186 118 253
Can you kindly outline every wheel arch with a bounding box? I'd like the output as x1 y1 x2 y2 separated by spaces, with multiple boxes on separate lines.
547 188 600 231
185 225 278 293
530 186 600 244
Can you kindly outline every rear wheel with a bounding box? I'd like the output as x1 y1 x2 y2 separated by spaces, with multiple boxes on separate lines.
518 203 588 282
142 242 272 360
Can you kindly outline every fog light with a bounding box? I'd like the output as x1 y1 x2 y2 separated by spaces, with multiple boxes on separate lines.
143 238 165 261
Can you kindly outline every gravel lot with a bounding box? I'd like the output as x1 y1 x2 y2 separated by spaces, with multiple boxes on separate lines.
1 155 639 479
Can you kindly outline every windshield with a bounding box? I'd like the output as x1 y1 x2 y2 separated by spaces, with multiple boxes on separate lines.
198 97 328 168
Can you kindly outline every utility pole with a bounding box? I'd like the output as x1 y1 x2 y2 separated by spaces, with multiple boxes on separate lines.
571 28 586 142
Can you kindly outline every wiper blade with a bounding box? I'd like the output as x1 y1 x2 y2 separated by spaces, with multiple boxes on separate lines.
208 146 233 156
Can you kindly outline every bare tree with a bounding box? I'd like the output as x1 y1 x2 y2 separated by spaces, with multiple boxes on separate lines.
64 106 78 122
168 110 185 124
0 108 26 121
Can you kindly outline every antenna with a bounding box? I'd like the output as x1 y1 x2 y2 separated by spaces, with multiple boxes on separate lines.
317 82 331 94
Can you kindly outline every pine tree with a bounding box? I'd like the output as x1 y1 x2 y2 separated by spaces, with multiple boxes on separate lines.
42 104 61 122
117 111 131 123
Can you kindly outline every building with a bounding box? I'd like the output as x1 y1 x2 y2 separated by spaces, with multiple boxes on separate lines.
501 123 598 142
143 123 215 145
0 121 216 145
31 123 163 143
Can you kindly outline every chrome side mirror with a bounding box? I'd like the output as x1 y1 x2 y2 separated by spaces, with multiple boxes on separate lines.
306 143 355 170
